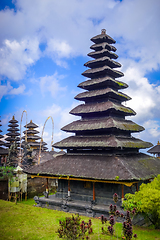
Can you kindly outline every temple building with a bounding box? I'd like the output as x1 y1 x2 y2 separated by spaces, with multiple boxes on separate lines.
5 116 20 148
147 141 160 158
26 30 160 216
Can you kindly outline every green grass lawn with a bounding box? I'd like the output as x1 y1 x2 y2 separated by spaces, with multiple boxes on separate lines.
0 199 160 240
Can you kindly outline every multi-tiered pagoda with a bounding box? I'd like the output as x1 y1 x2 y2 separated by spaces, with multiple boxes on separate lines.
22 120 41 150
22 120 48 151
5 116 20 148
0 119 8 165
27 30 160 216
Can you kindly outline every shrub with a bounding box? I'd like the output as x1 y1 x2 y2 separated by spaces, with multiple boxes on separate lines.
57 214 92 240
100 193 137 239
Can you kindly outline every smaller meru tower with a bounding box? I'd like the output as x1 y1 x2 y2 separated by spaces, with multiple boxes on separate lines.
27 30 160 216
5 116 20 148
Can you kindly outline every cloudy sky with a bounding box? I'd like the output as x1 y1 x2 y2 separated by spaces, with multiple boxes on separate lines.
0 0 160 152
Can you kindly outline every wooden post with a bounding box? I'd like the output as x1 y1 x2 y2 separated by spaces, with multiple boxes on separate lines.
46 178 49 194
25 192 27 201
68 180 70 197
93 182 95 201
121 184 124 202
136 183 139 192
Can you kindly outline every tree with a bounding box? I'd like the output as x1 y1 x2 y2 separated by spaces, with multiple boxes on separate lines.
123 175 160 229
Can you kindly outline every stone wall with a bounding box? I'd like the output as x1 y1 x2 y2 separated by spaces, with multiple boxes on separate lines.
27 175 58 198
0 176 58 200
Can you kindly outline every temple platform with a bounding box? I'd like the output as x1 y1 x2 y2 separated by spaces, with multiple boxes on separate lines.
33 194 125 219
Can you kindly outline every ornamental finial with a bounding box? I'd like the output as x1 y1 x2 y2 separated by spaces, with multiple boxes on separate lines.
101 29 106 34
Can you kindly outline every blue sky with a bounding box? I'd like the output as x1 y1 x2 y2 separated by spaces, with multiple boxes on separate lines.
0 0 160 152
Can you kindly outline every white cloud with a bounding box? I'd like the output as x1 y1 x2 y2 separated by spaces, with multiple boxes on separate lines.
0 81 26 101
46 39 72 58
0 38 40 81
39 73 66 97
143 120 160 139
41 103 61 117
117 59 160 127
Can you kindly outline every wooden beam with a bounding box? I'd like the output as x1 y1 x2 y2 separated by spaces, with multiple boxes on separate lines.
31 175 138 187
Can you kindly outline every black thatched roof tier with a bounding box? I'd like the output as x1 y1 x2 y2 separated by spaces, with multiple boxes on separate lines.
91 33 116 44
70 101 136 117
24 152 160 181
22 135 41 140
75 88 131 102
24 120 38 128
90 42 117 52
5 142 19 147
23 129 39 134
54 135 152 149
78 77 128 90
84 56 121 69
88 49 118 59
7 127 19 131
5 137 20 142
82 65 124 78
62 117 144 133
6 132 20 136
22 141 40 147
0 140 4 145
8 118 18 124
8 123 19 128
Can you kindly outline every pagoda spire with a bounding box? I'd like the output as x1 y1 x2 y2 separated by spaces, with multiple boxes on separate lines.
54 29 152 153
